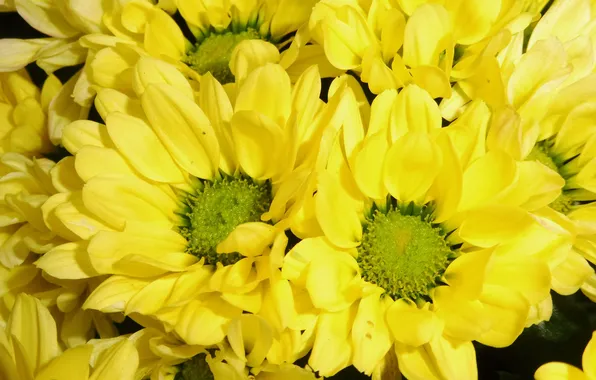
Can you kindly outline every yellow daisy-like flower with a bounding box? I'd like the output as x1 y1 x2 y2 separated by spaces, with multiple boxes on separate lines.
81 0 338 103
535 331 596 380
38 59 327 347
0 152 118 347
467 0 596 301
0 293 138 380
308 0 545 96
0 70 58 156
134 314 319 380
282 82 562 378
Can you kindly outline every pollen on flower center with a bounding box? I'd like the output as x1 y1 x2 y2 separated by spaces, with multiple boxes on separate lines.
526 142 575 214
175 353 213 380
184 28 263 84
357 206 453 301
177 175 272 266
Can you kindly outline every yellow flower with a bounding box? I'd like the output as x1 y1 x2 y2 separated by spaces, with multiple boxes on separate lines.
0 293 138 380
0 152 118 347
466 0 596 302
82 0 338 101
535 331 596 380
0 70 58 156
308 0 539 96
135 314 319 380
282 82 559 378
38 59 327 347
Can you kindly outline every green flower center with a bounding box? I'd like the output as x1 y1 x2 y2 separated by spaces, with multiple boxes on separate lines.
178 176 272 266
357 205 454 301
526 142 576 214
184 28 263 84
175 354 213 380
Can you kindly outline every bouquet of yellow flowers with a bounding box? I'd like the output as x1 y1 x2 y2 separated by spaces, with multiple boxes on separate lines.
1 0 595 379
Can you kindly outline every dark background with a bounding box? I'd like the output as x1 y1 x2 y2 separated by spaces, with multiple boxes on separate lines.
2 8 595 380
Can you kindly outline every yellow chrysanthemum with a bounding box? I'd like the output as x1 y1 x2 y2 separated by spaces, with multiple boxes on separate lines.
451 0 596 302
0 70 58 156
0 152 118 347
36 59 328 347
535 331 596 380
76 0 339 108
0 293 138 380
308 0 545 96
281 81 564 379
128 314 319 380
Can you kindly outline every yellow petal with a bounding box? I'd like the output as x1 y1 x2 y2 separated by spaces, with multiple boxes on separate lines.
352 132 389 200
50 156 84 193
75 146 137 182
35 344 92 380
7 293 60 374
82 175 177 229
87 225 187 275
428 131 462 223
0 38 51 71
269 0 317 38
445 0 500 45
403 4 451 68
351 294 392 375
306 251 359 312
386 299 442 347
198 72 237 175
534 362 588 380
476 285 529 348
216 222 277 257
410 65 452 99
106 112 185 183
583 331 596 378
528 0 591 48
47 72 90 146
459 150 517 211
433 286 489 342
227 314 273 368
309 306 357 377
62 120 112 154
458 206 534 247
487 256 551 305
89 339 139 380
384 132 443 203
142 83 219 179
35 242 99 279
315 170 362 248
15 0 79 38
390 85 442 141
443 249 492 299
235 63 292 127
229 40 281 84
132 56 193 98
83 276 149 313
94 88 144 121
175 296 242 345
230 110 287 180
125 273 178 315
143 7 185 60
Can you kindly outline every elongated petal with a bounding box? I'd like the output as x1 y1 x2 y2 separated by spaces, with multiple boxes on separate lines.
384 132 442 203
390 85 442 141
459 206 534 247
89 339 139 380
62 120 112 153
35 242 99 279
82 175 177 229
315 171 362 248
217 222 277 257
403 4 451 67
35 344 93 380
306 251 359 312
7 293 60 374
106 112 186 183
0 38 52 71
144 7 185 60
142 83 219 179
535 362 588 380
83 276 150 313
230 110 286 180
386 300 441 347
15 0 79 38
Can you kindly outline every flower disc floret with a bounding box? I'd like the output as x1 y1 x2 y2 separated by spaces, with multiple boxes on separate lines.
175 353 214 380
178 175 273 266
358 204 454 301
184 28 263 84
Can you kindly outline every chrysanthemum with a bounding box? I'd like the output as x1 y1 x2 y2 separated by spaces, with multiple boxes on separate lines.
0 293 138 380
307 0 547 96
461 0 596 301
76 0 338 108
535 331 596 380
0 70 58 155
282 82 563 378
131 314 319 380
0 152 118 347
37 58 327 347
